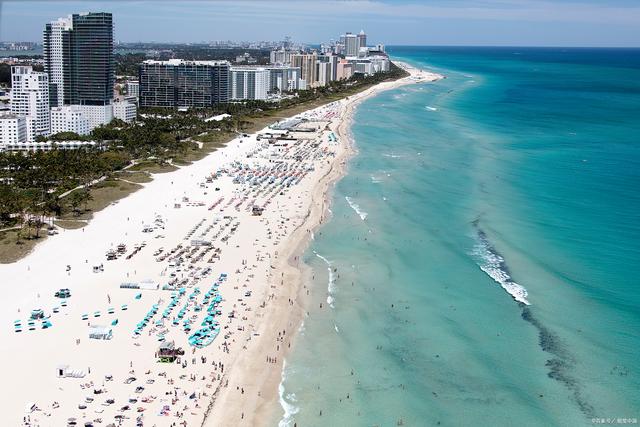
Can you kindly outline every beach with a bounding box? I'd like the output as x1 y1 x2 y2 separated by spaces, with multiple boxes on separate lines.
1 63 441 427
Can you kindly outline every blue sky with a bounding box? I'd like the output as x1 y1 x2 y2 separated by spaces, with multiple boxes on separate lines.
0 0 639 47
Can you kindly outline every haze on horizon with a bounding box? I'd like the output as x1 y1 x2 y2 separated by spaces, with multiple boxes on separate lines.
0 0 639 47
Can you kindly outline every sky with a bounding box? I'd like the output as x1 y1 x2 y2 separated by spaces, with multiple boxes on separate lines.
0 0 639 47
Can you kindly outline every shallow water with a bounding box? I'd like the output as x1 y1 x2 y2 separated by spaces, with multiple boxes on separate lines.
277 47 640 427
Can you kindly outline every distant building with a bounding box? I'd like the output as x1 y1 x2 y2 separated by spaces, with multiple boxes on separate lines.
357 30 367 49
0 114 28 145
336 60 354 81
290 53 318 87
2 140 97 152
317 62 331 87
369 55 390 73
351 59 374 75
50 106 91 136
343 33 359 57
113 100 137 123
43 12 114 107
139 59 230 108
126 81 139 98
266 66 301 92
11 66 50 141
230 67 270 100
235 53 257 64
270 48 292 65
318 54 338 83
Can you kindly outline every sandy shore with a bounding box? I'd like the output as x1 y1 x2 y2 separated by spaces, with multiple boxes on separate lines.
204 62 443 427
0 62 441 427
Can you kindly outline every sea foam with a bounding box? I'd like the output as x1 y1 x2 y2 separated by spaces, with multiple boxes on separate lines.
315 251 336 307
345 196 368 220
278 360 300 427
472 230 530 305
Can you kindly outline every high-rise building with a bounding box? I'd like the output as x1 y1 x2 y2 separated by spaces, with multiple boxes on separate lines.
343 33 358 57
230 67 270 100
318 54 338 83
290 53 318 87
317 62 331 87
357 30 367 49
43 12 114 107
10 66 50 141
42 16 72 107
266 66 301 92
270 49 292 65
139 59 230 108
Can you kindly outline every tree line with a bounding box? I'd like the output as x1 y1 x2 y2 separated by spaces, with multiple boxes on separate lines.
0 63 407 241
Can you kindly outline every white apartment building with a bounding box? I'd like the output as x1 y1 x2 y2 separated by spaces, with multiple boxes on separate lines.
352 60 374 75
270 49 292 65
126 81 139 98
76 104 114 130
0 114 27 146
266 66 301 92
344 33 359 57
50 106 91 136
317 62 331 87
43 16 73 107
370 56 390 73
230 67 270 100
11 66 50 141
113 100 137 123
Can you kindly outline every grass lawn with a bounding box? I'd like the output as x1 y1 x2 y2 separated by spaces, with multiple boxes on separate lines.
0 228 48 264
57 179 142 225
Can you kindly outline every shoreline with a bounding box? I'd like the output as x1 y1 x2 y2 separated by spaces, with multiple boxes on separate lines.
204 61 443 426
0 61 441 427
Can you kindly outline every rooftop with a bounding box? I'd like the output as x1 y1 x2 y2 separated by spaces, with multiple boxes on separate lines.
142 59 230 66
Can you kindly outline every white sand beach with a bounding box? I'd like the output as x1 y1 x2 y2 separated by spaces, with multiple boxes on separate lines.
0 62 441 427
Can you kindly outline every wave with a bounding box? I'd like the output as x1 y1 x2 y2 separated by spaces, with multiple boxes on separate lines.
278 360 300 427
425 106 438 111
315 251 336 307
345 196 368 221
472 228 530 305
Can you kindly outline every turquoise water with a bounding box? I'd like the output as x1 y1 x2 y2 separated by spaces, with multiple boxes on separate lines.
277 47 640 427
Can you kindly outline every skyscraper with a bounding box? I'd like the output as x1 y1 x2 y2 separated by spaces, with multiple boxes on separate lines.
344 33 358 57
357 30 367 49
10 66 50 141
43 12 114 107
290 53 318 87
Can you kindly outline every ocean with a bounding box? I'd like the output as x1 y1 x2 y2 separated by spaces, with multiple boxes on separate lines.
276 47 640 427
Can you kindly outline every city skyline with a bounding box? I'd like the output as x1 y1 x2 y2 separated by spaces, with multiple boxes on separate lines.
0 0 639 47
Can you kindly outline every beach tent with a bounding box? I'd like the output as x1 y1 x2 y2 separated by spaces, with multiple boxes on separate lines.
89 325 113 340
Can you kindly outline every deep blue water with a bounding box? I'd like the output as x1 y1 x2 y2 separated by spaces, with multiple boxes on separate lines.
277 47 640 427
